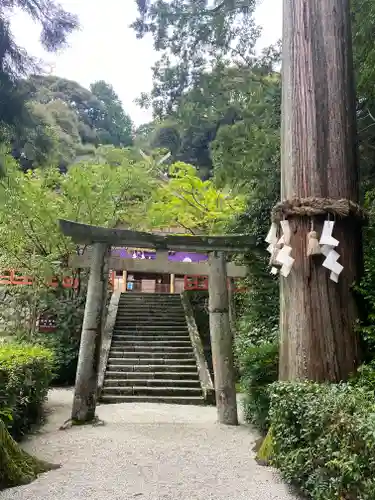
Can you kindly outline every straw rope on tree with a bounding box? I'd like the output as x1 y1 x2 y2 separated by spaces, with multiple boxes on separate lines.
0 419 60 490
271 197 367 224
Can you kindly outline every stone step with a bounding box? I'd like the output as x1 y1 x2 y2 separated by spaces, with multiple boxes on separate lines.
117 310 183 315
113 332 189 339
113 336 190 342
116 315 184 321
100 394 204 405
111 339 192 347
119 297 182 300
106 363 198 373
113 330 189 337
108 350 194 359
118 297 182 303
115 323 186 330
120 292 180 295
114 324 188 330
117 304 183 309
120 293 181 297
103 371 199 380
115 318 186 324
103 378 201 388
111 336 190 343
101 386 203 397
118 301 182 306
117 311 185 321
119 298 182 302
110 343 193 351
107 357 196 365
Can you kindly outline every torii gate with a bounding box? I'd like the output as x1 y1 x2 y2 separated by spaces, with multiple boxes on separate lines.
59 220 254 426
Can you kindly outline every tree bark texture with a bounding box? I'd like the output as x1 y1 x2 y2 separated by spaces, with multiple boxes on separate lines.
71 242 109 422
208 252 238 425
280 0 362 381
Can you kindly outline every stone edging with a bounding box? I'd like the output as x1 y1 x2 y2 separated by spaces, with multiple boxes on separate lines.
180 292 215 405
97 291 121 397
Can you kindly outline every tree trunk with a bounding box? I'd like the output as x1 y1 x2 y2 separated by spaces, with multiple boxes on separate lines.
208 251 238 425
0 419 59 490
71 242 109 423
280 0 362 381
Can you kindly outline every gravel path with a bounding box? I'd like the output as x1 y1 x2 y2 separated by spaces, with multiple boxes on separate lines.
1 389 298 500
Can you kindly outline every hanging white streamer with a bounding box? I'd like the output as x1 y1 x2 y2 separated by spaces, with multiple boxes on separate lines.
319 220 339 247
280 220 291 245
265 223 278 245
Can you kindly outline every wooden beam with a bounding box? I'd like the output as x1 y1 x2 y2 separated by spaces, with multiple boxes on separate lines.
59 219 255 252
69 253 248 278
208 251 238 426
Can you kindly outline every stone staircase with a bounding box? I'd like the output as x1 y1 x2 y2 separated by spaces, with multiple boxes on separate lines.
100 293 205 405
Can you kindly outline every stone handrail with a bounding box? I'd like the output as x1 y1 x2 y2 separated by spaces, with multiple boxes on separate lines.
97 290 121 397
180 291 215 405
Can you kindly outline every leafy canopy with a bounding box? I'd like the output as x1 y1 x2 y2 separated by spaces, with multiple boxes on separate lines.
147 161 246 234
0 147 155 282
132 0 261 118
0 0 78 133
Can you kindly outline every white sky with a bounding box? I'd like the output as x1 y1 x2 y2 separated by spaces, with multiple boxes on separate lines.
10 0 282 126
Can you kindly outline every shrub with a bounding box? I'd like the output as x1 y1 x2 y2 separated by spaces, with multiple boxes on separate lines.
15 292 85 386
351 360 375 392
269 381 375 500
239 342 278 433
0 343 54 440
31 333 79 386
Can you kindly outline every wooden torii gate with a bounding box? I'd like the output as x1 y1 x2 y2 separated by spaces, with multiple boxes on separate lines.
59 219 254 426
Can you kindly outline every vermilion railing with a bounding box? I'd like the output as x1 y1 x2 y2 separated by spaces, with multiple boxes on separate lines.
0 270 79 289
183 275 247 292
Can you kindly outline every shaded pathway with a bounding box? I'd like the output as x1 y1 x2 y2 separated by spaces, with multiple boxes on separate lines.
1 389 298 500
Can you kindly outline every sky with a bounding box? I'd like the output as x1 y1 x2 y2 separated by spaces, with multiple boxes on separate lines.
9 0 282 126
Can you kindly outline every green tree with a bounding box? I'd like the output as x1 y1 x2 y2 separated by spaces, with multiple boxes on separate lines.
0 0 78 131
90 80 133 147
26 75 104 145
0 147 155 283
146 161 245 234
132 0 262 118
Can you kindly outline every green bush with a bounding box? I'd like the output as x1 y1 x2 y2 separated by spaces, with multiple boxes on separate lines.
269 381 375 500
239 342 278 433
14 291 86 386
351 360 375 392
31 333 79 386
0 344 54 440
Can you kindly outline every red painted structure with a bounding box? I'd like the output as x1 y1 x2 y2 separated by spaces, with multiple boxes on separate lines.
0 270 79 289
183 275 247 292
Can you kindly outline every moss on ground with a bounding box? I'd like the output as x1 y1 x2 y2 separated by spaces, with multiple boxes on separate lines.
0 419 60 490
255 427 274 466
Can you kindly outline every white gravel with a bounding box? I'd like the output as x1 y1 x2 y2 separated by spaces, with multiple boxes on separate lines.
1 389 299 500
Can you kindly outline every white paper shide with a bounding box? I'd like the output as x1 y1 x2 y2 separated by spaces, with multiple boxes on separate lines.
265 220 294 277
319 220 343 283
265 217 344 283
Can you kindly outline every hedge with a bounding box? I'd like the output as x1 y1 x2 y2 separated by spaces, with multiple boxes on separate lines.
0 343 54 440
238 341 278 433
269 381 375 500
0 343 57 490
